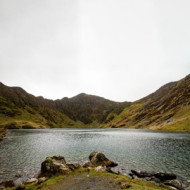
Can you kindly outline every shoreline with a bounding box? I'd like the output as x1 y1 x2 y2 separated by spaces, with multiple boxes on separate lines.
0 128 6 141
1 152 190 190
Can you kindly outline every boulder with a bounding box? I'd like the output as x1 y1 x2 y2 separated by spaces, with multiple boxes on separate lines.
154 172 176 181
131 170 176 182
40 156 81 176
41 156 71 176
89 151 118 167
164 180 183 190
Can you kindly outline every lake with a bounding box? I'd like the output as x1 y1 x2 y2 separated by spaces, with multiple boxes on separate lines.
0 128 190 183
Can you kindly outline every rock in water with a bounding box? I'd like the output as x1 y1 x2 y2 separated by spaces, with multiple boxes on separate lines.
89 151 118 167
154 172 176 181
131 170 176 181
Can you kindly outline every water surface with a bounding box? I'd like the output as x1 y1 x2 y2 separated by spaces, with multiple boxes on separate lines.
0 128 190 182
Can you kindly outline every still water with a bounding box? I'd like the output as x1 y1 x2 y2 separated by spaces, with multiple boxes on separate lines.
0 128 190 182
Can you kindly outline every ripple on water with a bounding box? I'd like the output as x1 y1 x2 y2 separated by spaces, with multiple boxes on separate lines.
0 128 190 182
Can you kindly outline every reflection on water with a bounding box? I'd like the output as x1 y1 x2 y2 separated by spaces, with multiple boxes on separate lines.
0 128 190 182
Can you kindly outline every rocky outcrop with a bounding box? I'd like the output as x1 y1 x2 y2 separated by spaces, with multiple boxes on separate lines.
89 151 118 167
164 180 183 190
129 170 190 190
130 170 176 181
40 155 81 176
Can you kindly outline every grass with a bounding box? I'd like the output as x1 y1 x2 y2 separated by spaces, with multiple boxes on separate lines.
7 169 171 190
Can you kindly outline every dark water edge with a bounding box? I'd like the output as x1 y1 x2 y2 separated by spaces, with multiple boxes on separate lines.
0 128 190 183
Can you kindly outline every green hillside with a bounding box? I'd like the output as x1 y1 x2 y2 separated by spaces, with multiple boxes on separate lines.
104 74 190 132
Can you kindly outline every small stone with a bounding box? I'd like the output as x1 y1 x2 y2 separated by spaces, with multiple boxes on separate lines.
82 160 91 168
106 167 120 175
67 162 81 171
25 178 38 184
95 166 106 172
38 177 46 184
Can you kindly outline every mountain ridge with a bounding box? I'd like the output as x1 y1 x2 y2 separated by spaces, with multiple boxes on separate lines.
0 74 190 131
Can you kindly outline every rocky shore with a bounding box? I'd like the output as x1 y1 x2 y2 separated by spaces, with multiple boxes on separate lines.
0 152 190 190
0 129 6 141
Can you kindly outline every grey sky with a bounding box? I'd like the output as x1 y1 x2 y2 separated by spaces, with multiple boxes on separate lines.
0 0 190 102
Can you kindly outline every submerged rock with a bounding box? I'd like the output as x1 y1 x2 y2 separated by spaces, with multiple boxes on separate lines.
89 151 118 167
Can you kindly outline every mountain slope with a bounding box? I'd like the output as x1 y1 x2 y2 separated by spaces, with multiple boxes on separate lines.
0 74 190 131
0 83 129 129
105 74 190 131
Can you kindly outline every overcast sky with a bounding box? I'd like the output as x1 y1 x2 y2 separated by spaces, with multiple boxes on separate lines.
0 0 190 102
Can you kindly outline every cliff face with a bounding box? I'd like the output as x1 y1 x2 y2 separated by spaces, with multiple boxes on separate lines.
105 74 190 131
0 74 189 131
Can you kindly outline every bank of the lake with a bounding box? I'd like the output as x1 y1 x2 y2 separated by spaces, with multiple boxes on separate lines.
10 168 171 190
0 128 6 141
3 152 174 190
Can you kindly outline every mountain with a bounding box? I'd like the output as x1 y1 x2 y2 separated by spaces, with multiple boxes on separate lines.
0 82 130 129
0 74 190 131
105 74 190 131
